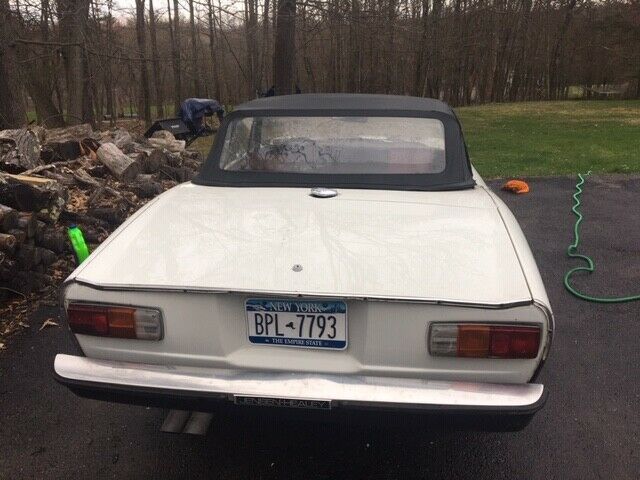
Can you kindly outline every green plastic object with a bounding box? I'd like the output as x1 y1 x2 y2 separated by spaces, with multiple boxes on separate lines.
68 225 90 264
564 172 640 303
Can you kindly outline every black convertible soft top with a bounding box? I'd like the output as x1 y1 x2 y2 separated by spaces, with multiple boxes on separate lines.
194 94 475 191
234 94 456 115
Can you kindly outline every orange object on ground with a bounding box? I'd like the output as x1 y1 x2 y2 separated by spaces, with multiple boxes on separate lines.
502 179 530 194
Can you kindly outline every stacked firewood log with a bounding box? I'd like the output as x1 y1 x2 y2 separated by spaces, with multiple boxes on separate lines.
0 123 204 299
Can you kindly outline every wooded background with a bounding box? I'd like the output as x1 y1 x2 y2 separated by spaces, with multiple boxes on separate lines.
1 0 639 129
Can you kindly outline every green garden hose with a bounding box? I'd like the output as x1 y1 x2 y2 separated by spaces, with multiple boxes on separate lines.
564 171 640 303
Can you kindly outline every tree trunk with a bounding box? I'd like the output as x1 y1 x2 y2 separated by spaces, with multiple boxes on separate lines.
189 0 202 97
258 0 270 91
206 0 222 101
273 0 296 95
148 0 164 118
0 0 27 129
549 0 577 100
413 0 429 96
57 0 90 125
348 0 361 93
104 4 116 126
135 0 151 123
244 0 258 97
168 0 183 114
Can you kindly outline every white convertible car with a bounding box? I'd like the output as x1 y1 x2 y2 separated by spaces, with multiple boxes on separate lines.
54 94 553 430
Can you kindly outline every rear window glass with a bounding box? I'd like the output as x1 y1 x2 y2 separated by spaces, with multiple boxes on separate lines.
219 116 446 175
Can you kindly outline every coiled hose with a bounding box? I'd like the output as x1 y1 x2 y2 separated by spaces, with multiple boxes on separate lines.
564 171 640 303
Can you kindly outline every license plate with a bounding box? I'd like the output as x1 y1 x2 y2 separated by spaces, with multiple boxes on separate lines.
246 299 347 350
234 395 332 410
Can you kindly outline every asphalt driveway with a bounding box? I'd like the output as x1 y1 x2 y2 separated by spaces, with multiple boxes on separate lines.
1 175 638 479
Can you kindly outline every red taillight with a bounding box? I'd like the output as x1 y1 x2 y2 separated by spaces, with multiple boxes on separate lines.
66 303 162 340
67 304 109 336
430 324 541 359
490 326 540 358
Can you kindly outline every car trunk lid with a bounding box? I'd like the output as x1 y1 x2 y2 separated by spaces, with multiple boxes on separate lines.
72 183 532 306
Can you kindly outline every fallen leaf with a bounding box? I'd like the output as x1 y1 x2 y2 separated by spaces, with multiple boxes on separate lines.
39 318 59 331
0 342 5 349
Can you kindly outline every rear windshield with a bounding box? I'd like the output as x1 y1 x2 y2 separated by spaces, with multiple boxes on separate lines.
219 116 446 175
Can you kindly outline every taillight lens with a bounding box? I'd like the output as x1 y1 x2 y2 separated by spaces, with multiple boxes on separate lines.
67 304 163 340
429 323 540 359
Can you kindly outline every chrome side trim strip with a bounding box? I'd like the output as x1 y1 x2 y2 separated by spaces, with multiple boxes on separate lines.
54 354 544 410
62 278 534 310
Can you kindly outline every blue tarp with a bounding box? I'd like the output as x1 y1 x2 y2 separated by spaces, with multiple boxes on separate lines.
179 98 224 132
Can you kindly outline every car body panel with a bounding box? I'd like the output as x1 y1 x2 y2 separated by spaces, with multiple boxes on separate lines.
70 182 532 307
63 282 549 384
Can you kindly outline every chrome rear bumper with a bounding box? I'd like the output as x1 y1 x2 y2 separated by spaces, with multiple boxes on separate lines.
54 354 545 414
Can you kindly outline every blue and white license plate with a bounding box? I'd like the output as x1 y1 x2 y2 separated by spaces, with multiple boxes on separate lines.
246 299 347 350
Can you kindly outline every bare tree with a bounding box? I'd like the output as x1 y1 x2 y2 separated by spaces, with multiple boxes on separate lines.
57 0 91 124
273 0 296 95
205 0 222 100
0 0 26 128
135 0 151 122
168 0 182 113
148 0 164 117
188 0 201 96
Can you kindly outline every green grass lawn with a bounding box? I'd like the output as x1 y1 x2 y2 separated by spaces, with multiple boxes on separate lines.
456 100 640 178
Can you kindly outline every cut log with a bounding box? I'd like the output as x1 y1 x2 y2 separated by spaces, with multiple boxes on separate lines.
8 228 26 244
0 233 17 253
0 173 67 222
148 132 186 153
86 207 126 226
36 247 57 266
17 212 37 238
21 159 79 175
45 124 93 143
86 165 108 178
34 220 46 243
72 168 134 207
134 180 163 199
80 138 101 159
0 258 17 281
100 129 134 152
140 149 168 173
59 210 110 229
0 204 18 231
78 226 102 244
136 174 155 183
0 128 43 172
37 228 67 253
96 143 140 182
113 130 134 151
17 244 39 269
41 124 94 162
159 165 195 183
42 170 76 186
4 173 55 187
165 152 183 168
